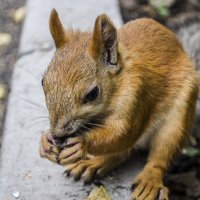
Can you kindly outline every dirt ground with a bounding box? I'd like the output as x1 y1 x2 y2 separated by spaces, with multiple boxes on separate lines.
0 0 25 146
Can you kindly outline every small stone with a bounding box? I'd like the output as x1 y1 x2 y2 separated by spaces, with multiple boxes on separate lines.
41 42 52 51
12 191 20 199
23 171 32 179
11 6 26 23
108 175 114 180
0 33 12 46
114 192 119 196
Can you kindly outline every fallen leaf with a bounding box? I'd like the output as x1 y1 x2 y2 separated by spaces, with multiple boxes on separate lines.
182 147 200 157
84 186 111 200
11 6 26 23
0 33 12 46
156 5 170 17
0 84 6 99
150 0 175 7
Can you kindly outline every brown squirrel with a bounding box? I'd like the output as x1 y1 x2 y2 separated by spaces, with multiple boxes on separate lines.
39 9 199 200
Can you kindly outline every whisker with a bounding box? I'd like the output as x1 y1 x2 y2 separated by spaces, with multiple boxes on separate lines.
80 124 92 132
19 104 48 114
28 84 43 89
79 128 84 137
26 119 49 130
87 122 108 128
17 94 47 112
20 66 42 81
27 116 49 121
22 116 49 126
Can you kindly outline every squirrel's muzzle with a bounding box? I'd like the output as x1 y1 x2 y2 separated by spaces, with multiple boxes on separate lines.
63 120 77 134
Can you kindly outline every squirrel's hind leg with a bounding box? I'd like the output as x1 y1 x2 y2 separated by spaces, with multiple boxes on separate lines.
63 150 131 183
131 83 197 200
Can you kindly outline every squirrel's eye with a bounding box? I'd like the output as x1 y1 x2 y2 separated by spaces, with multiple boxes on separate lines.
83 86 99 104
41 78 44 86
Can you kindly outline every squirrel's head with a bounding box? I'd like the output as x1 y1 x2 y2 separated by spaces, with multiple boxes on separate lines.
43 9 121 139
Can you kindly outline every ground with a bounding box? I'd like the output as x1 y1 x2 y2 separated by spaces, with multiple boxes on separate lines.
0 0 200 199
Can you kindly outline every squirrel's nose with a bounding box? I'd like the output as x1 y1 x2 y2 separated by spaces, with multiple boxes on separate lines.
63 120 76 133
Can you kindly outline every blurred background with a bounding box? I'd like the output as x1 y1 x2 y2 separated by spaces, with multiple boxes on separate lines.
0 0 200 199
0 0 25 142
119 2 200 199
118 1 200 199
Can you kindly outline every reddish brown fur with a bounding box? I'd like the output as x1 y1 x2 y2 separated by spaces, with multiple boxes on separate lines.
40 9 199 200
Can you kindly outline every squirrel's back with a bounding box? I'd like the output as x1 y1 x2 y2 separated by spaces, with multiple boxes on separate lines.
118 18 185 67
118 18 197 91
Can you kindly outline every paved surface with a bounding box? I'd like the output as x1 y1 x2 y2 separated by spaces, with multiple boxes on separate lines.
0 1 145 199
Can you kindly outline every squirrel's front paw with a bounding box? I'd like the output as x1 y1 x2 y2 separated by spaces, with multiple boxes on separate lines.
58 136 86 165
39 131 60 163
63 157 109 183
131 168 169 200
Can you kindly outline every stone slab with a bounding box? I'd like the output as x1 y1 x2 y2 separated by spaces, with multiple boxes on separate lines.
0 1 145 200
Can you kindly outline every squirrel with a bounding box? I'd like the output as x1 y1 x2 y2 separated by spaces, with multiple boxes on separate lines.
39 9 199 200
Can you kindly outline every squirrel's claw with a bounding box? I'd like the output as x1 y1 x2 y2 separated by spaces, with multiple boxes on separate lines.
63 157 111 183
39 131 60 163
58 138 84 165
131 168 169 200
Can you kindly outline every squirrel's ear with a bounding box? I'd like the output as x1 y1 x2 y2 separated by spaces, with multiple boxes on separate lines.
49 9 67 48
89 14 118 68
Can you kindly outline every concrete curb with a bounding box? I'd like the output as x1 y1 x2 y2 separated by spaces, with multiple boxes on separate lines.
0 1 144 199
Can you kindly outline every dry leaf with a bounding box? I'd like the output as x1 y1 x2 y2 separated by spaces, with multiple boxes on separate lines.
11 6 26 23
84 186 111 200
0 33 12 46
0 84 6 99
